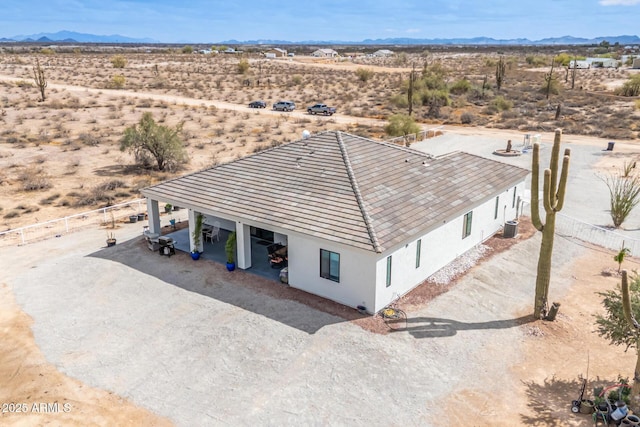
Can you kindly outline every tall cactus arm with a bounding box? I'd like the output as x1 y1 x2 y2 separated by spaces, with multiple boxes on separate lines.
548 129 562 204
554 153 571 212
622 270 640 329
531 143 544 231
543 169 553 214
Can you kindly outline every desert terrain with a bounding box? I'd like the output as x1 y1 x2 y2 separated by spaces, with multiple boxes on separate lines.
1 45 639 231
2 45 640 426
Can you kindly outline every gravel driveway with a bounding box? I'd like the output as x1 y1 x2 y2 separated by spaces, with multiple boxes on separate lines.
3 214 583 425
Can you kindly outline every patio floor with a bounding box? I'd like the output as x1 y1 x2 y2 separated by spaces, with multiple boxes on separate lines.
165 227 283 283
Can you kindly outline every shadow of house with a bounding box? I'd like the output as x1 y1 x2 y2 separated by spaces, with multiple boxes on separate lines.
89 235 364 334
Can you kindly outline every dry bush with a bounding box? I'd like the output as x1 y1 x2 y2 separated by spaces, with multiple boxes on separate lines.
17 166 51 191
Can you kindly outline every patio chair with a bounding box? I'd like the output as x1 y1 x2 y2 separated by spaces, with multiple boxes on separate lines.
204 222 220 243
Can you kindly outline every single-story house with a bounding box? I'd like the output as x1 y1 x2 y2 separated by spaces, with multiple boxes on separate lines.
141 131 527 313
265 48 287 58
585 57 619 68
372 49 394 57
311 48 338 58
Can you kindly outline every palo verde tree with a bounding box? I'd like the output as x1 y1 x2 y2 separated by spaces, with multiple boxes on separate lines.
596 270 640 408
32 58 47 102
531 129 571 319
385 114 420 146
120 112 188 171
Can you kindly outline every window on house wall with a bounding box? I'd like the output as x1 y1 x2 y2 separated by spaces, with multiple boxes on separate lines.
462 211 473 238
386 256 392 287
512 186 517 208
320 249 340 282
494 196 499 219
416 239 421 268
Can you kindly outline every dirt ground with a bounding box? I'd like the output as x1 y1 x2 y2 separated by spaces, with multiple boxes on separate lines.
2 217 640 425
3 50 640 425
0 283 173 426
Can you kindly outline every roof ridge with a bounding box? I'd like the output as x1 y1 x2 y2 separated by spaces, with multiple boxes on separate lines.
336 131 382 253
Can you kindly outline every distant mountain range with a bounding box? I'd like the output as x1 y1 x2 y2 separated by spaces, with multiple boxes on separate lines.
1 31 157 44
1 30 639 46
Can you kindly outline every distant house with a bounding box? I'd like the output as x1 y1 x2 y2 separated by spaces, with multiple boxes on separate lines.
141 131 527 313
198 49 212 55
265 48 287 58
569 60 590 69
311 48 338 58
585 57 619 68
372 49 394 57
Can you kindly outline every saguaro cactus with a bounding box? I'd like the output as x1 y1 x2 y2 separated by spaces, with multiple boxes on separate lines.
531 129 570 319
620 270 640 407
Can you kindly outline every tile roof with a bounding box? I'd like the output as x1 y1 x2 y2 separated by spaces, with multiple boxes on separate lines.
142 131 528 253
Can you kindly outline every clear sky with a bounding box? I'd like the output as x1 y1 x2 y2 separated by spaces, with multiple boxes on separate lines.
3 0 640 43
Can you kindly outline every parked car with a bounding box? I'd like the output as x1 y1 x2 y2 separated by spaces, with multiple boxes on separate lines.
273 101 295 112
307 103 336 116
248 100 266 108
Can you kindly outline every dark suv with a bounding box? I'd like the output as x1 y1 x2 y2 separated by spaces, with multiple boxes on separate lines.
273 101 295 112
249 100 266 108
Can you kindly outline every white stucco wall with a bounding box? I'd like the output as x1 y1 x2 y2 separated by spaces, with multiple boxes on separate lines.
372 181 525 312
287 233 377 312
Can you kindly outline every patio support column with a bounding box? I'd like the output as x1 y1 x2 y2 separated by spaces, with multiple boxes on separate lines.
236 222 252 269
147 198 161 234
188 209 202 253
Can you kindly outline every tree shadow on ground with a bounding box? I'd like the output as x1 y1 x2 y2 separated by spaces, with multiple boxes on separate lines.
520 376 621 426
93 164 151 177
404 315 534 339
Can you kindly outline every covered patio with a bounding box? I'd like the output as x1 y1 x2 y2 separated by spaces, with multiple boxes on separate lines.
163 226 285 283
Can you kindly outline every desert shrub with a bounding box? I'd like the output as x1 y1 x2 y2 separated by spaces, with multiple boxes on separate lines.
390 93 409 108
616 75 640 97
18 167 51 191
292 74 303 85
421 70 447 91
356 68 374 83
525 56 547 67
500 110 519 119
110 55 127 68
95 180 126 192
449 79 472 95
420 89 450 107
460 112 474 124
540 79 561 96
78 133 99 146
4 210 19 219
635 100 640 111
40 193 61 205
182 45 193 54
490 96 513 111
108 75 126 89
237 59 249 74
40 48 55 55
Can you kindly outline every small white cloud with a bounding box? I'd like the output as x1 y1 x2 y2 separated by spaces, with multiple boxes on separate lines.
406 28 421 34
599 0 640 5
